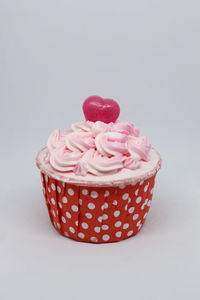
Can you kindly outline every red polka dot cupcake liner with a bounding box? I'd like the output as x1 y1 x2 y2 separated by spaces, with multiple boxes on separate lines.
40 172 158 243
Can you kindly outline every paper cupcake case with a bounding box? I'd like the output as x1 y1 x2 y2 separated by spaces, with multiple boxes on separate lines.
40 172 157 243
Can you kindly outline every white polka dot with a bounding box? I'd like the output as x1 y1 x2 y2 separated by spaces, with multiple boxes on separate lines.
61 216 66 223
115 221 122 228
45 175 48 182
137 221 141 227
114 210 120 217
143 212 148 219
104 190 110 197
128 207 134 214
147 200 152 207
62 196 67 203
115 231 122 238
123 223 129 229
53 221 56 227
105 202 109 209
119 184 125 189
102 202 108 209
141 204 145 210
58 202 62 209
68 188 74 196
85 212 92 219
122 193 129 200
91 237 98 242
66 211 71 218
48 187 51 193
102 214 108 220
78 232 85 239
71 205 78 212
51 197 55 205
138 224 142 230
75 220 79 226
144 184 149 192
136 196 142 204
113 200 118 206
62 182 65 187
102 224 109 230
135 189 139 196
102 234 110 241
127 230 133 236
57 186 61 193
88 203 95 210
69 226 75 233
51 183 56 191
133 214 139 220
79 198 82 205
94 226 101 233
82 189 88 195
150 188 154 195
81 222 88 229
128 197 131 203
124 204 128 211
91 191 98 198
98 216 103 222
57 223 61 229
64 232 69 237
140 180 144 185
52 210 56 217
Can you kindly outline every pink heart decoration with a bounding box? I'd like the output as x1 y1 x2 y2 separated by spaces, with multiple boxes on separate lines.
82 96 120 124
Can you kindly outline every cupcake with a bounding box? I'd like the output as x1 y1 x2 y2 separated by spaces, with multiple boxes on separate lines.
36 96 161 243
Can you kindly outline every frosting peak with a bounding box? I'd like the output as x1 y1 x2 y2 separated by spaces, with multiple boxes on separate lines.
47 121 151 176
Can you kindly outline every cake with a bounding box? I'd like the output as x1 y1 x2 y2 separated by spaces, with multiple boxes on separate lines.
36 96 161 243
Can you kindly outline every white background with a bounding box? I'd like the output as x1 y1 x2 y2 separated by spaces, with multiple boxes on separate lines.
1 1 200 299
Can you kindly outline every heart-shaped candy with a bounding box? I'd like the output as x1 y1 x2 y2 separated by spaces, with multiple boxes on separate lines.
83 96 120 124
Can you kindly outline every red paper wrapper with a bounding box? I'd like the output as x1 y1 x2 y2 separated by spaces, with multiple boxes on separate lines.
40 172 158 243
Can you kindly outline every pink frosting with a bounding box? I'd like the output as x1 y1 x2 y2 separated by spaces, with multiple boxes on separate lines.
47 121 151 176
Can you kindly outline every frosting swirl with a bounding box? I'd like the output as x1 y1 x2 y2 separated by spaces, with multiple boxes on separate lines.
81 149 124 176
50 145 82 172
71 121 93 132
65 132 95 152
47 120 151 176
47 129 64 151
95 132 128 156
128 136 151 161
